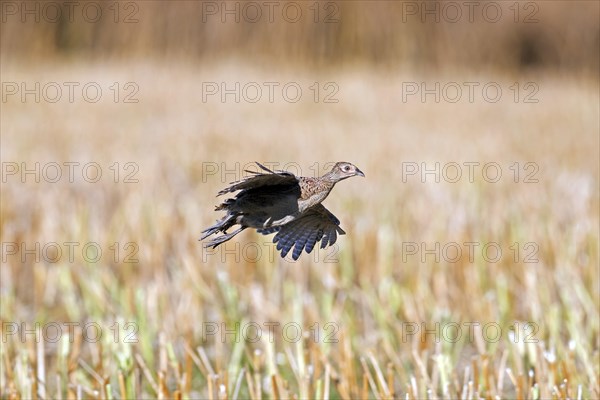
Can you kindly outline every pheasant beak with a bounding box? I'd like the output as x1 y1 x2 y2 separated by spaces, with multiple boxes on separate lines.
355 168 365 177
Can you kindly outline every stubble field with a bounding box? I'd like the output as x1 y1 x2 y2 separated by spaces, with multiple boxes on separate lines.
1 61 598 399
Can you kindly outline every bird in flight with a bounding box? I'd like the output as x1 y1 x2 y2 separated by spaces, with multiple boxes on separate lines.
201 162 365 260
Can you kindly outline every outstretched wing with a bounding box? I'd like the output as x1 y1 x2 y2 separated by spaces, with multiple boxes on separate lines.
217 162 298 196
258 204 346 261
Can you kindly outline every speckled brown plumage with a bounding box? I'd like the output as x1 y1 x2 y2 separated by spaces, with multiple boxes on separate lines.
201 161 365 260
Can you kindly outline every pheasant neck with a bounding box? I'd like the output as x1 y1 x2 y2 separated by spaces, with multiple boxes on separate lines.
320 171 342 184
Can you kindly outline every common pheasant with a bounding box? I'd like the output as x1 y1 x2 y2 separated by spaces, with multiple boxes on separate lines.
201 162 365 260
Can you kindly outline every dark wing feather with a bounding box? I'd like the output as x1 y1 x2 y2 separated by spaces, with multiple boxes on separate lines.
256 226 280 235
217 162 298 196
265 204 345 260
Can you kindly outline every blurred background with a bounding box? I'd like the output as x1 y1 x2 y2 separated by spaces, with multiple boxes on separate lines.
2 1 599 72
1 1 598 399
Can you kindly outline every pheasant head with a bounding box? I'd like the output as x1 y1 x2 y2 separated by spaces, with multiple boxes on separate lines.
322 162 365 183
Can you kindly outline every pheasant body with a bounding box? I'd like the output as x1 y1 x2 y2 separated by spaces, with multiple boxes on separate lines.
297 177 336 212
201 161 364 260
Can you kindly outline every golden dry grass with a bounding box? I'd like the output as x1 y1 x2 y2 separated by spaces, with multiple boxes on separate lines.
1 58 598 399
